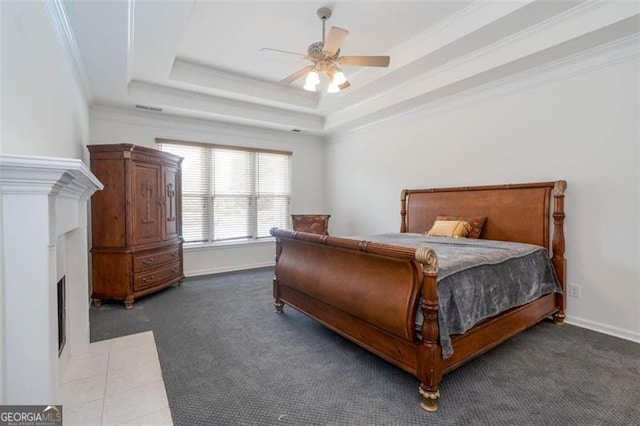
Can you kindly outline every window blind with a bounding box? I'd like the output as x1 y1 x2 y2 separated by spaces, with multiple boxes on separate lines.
157 139 291 244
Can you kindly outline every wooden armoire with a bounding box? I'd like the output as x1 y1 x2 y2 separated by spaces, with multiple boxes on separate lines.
88 144 184 308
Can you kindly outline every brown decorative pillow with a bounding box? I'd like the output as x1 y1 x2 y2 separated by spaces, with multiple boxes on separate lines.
426 220 472 238
436 215 487 239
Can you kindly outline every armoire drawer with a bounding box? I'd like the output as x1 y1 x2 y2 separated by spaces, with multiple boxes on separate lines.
133 261 182 291
133 247 180 273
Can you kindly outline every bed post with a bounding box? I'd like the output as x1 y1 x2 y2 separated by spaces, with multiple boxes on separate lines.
551 180 567 325
415 247 442 412
400 189 408 233
272 229 284 314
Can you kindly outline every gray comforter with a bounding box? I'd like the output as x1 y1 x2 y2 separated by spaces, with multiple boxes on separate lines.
356 233 562 359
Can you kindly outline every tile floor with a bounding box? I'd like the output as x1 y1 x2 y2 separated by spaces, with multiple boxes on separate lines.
61 331 173 425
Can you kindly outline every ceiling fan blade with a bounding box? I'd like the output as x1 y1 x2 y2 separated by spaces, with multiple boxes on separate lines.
280 65 314 85
338 56 390 67
338 80 350 90
323 26 349 56
260 47 307 59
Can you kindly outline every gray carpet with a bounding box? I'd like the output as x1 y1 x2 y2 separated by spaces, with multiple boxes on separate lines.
90 268 640 425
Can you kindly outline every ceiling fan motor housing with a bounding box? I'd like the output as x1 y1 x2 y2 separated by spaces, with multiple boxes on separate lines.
307 41 340 74
307 42 325 59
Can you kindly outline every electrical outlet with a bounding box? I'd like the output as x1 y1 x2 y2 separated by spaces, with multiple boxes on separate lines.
568 284 581 298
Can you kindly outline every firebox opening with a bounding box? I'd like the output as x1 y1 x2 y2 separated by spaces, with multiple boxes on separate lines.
58 276 66 356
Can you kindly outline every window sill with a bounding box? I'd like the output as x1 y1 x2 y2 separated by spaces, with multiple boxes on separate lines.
183 238 276 252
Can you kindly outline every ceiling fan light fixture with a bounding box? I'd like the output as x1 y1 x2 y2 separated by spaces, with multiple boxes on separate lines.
303 81 318 92
305 70 320 85
327 82 341 93
332 71 347 85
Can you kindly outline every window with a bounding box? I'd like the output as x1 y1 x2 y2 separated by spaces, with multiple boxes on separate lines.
157 139 291 244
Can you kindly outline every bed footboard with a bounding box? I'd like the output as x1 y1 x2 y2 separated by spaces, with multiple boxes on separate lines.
270 228 441 407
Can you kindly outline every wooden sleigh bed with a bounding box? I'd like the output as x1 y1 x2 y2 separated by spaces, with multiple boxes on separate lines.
270 181 566 412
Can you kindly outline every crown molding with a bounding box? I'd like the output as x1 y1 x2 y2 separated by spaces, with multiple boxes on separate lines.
324 6 640 134
128 80 324 132
327 34 640 137
90 105 325 145
170 59 319 110
370 0 526 75
42 0 93 104
320 0 632 117
319 0 581 117
318 0 530 113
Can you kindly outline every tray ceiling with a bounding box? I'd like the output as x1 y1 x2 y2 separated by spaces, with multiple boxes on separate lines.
63 0 640 135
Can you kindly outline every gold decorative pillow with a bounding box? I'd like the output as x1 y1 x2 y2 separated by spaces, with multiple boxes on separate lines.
426 220 472 238
436 215 487 239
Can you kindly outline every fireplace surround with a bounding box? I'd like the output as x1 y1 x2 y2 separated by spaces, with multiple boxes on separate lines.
0 154 102 404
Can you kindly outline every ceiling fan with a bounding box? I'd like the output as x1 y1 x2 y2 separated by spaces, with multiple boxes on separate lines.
261 7 391 93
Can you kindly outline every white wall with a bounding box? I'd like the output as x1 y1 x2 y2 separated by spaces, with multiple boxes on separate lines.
89 108 325 276
0 1 91 403
325 57 640 342
1 2 88 158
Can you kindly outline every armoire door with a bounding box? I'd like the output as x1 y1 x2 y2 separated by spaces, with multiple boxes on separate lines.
131 161 163 245
163 165 180 240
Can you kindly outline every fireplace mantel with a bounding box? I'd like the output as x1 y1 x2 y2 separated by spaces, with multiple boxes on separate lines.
0 154 103 404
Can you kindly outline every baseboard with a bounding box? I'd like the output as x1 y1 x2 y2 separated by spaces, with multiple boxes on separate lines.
185 261 275 278
565 315 640 344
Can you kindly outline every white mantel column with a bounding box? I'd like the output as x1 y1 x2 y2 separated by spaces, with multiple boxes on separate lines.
0 155 102 404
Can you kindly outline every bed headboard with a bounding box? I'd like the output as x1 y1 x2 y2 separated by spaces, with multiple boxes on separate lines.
400 181 566 249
